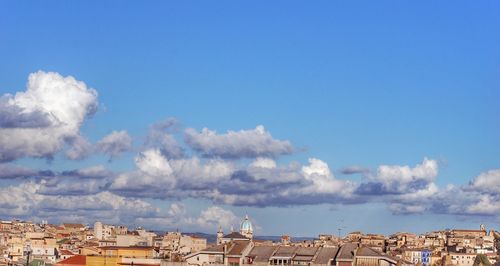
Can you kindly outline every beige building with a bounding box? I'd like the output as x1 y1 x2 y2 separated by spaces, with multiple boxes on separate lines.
179 235 207 255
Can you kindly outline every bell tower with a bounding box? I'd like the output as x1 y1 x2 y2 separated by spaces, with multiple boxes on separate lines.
217 225 224 245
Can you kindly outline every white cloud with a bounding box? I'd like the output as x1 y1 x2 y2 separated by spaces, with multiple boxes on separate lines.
109 151 357 207
389 203 427 214
250 157 277 169
0 181 159 225
300 158 354 195
468 169 500 194
370 157 438 193
194 206 239 230
145 118 184 159
184 125 294 159
0 163 36 179
0 71 98 161
135 149 173 177
65 135 94 160
110 149 234 198
97 130 133 160
135 204 240 232
466 195 500 215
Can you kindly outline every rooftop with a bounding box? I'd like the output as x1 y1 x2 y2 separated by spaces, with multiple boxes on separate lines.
55 255 86 265
336 243 357 261
313 247 339 264
248 246 277 262
227 240 251 256
222 232 249 239
272 246 297 258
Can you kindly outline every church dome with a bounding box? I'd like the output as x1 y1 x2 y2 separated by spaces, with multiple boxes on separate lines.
240 214 253 233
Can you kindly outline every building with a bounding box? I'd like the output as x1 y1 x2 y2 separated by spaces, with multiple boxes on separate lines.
217 215 254 245
359 235 385 252
270 246 297 266
403 249 431 265
185 244 225 266
291 247 317 266
353 246 399 266
246 246 278 266
179 235 207 255
94 222 127 241
335 243 356 266
226 240 253 266
240 215 253 239
58 249 76 261
447 252 477 266
116 234 151 247
54 255 86 266
97 246 157 258
311 247 339 266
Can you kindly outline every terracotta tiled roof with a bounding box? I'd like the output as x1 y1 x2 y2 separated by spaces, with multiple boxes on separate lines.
227 240 251 256
59 249 74 255
56 255 86 265
295 247 317 256
272 246 297 258
63 223 85 229
313 247 339 264
202 245 225 253
355 246 380 256
336 243 357 261
223 232 248 239
98 246 154 250
356 246 399 264
247 246 277 262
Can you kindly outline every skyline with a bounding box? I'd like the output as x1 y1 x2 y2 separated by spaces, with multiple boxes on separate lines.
0 1 499 236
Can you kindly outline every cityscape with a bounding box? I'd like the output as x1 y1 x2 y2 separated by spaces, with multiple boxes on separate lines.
1 1 500 266
0 215 498 266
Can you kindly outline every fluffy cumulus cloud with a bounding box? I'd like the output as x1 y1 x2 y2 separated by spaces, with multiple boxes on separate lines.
0 71 98 162
145 118 184 159
357 158 439 195
468 169 500 194
194 206 240 230
109 151 356 207
2 165 114 196
250 157 277 169
1 71 498 228
65 135 94 160
96 130 133 160
0 181 158 224
134 204 240 232
0 175 240 231
110 149 234 198
65 131 133 161
385 168 500 218
184 125 294 159
0 163 37 179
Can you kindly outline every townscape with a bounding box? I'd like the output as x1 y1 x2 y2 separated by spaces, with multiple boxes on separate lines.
0 216 498 266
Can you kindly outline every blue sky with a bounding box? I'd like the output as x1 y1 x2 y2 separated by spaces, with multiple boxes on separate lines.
0 1 499 236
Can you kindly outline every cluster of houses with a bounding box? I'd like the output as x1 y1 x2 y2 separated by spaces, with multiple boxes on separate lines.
0 217 498 266
0 220 206 266
186 222 498 266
